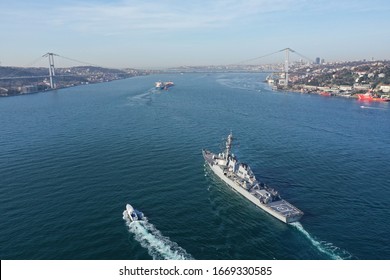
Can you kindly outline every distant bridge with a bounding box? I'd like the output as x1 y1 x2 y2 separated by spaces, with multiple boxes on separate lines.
1 48 314 88
0 74 90 80
0 53 105 89
235 48 314 86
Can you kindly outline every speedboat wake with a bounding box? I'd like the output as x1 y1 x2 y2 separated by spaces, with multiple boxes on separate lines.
123 204 193 260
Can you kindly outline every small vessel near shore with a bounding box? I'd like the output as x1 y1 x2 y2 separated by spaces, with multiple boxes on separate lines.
155 81 175 90
319 91 332 97
203 132 303 224
124 204 144 223
357 91 390 102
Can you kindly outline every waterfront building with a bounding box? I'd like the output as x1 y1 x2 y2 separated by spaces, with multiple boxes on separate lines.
379 85 390 93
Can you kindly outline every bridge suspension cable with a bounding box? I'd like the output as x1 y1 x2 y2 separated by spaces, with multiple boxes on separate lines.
288 49 314 63
236 48 313 65
236 49 285 65
0 55 46 79
56 55 103 68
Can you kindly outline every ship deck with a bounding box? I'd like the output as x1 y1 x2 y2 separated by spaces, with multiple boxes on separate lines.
202 150 215 165
267 200 302 217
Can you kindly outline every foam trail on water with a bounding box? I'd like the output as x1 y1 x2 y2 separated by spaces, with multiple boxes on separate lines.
123 211 194 260
291 222 352 260
360 106 387 110
125 89 153 106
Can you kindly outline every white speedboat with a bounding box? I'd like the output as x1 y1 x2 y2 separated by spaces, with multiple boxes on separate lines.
125 204 144 222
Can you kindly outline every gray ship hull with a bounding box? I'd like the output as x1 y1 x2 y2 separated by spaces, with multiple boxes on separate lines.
203 149 303 224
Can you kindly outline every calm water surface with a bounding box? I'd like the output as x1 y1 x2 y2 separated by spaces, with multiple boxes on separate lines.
1 73 389 259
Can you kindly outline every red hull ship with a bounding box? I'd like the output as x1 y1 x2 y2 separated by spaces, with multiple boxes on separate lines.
320 91 332 96
357 92 390 102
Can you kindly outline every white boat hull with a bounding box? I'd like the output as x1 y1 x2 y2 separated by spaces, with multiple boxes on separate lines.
125 204 143 223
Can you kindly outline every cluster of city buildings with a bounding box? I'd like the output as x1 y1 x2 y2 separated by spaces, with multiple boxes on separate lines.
269 60 390 97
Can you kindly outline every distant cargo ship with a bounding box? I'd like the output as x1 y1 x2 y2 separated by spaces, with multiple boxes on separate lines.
155 81 175 90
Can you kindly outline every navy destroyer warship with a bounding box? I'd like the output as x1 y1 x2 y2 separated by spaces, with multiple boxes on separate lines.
202 132 303 223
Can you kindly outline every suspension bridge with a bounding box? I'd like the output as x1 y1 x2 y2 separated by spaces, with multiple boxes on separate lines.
0 48 313 93
0 53 113 89
234 48 314 86
0 53 142 96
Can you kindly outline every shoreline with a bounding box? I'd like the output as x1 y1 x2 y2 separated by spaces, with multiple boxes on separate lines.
268 84 390 102
0 76 142 98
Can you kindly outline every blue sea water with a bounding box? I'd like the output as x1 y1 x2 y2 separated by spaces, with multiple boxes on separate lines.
0 73 389 260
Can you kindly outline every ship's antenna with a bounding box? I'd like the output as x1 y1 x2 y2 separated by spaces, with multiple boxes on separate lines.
225 132 233 160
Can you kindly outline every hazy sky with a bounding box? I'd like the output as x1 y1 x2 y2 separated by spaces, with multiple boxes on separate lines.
1 0 389 68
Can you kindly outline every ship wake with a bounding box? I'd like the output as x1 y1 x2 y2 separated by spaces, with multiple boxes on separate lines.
126 90 153 106
291 222 353 260
360 105 387 110
123 211 193 260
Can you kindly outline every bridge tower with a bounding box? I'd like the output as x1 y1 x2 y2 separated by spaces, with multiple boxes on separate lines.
284 48 290 87
43 53 58 89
